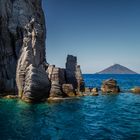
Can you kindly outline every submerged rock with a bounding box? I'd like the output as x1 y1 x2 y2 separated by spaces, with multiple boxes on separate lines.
130 87 140 93
101 79 120 93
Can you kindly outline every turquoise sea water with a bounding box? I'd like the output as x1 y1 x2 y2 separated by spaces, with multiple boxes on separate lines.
0 74 140 140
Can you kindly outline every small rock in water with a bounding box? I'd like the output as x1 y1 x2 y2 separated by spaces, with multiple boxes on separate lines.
89 87 99 96
91 87 98 93
130 87 140 93
90 92 99 96
85 87 91 92
101 79 120 93
3 95 18 99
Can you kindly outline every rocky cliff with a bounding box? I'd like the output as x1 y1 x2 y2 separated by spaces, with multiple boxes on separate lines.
0 0 84 102
0 0 51 101
47 55 85 98
66 55 85 92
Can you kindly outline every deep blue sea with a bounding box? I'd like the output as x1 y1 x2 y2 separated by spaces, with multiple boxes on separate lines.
0 74 140 140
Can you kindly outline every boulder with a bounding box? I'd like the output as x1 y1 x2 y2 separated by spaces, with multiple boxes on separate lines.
62 84 75 97
90 93 99 96
85 87 91 92
130 87 140 93
91 87 99 93
3 95 18 99
101 79 120 93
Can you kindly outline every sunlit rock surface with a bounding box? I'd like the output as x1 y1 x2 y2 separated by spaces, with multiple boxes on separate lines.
101 79 120 93
47 55 85 98
47 65 66 98
0 0 51 101
131 87 140 94
0 0 84 101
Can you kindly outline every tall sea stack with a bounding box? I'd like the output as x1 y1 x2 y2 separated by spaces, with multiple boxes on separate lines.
0 0 51 101
66 55 77 89
0 0 84 102
66 55 85 93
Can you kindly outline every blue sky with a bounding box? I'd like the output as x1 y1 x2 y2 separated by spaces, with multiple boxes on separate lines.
42 0 140 73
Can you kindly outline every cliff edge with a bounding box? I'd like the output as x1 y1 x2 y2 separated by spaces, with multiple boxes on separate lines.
0 0 85 102
0 0 51 101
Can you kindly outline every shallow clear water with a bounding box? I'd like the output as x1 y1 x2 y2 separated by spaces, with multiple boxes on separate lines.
0 74 140 140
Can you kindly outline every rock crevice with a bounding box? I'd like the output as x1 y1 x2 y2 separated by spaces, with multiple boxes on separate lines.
0 0 85 101
0 0 51 101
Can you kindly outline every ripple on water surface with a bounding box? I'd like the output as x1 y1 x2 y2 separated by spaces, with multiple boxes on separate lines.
0 93 140 140
0 74 140 139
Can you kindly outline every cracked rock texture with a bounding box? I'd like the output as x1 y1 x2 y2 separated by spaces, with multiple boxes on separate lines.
47 65 66 98
66 55 85 93
101 79 120 93
47 55 85 98
0 0 51 101
0 0 84 101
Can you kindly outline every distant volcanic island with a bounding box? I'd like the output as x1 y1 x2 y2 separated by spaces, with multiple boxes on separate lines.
97 64 138 74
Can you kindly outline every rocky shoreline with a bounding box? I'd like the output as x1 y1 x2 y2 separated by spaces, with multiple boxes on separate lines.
0 0 139 103
1 77 140 103
0 0 85 102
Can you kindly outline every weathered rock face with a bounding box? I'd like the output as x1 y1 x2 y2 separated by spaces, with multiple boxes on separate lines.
0 0 18 93
91 88 99 93
101 79 120 93
66 55 85 93
62 84 75 97
47 65 66 97
15 9 51 101
76 65 85 92
85 87 91 92
131 87 140 94
66 55 77 90
47 55 85 98
0 0 85 101
0 0 51 101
